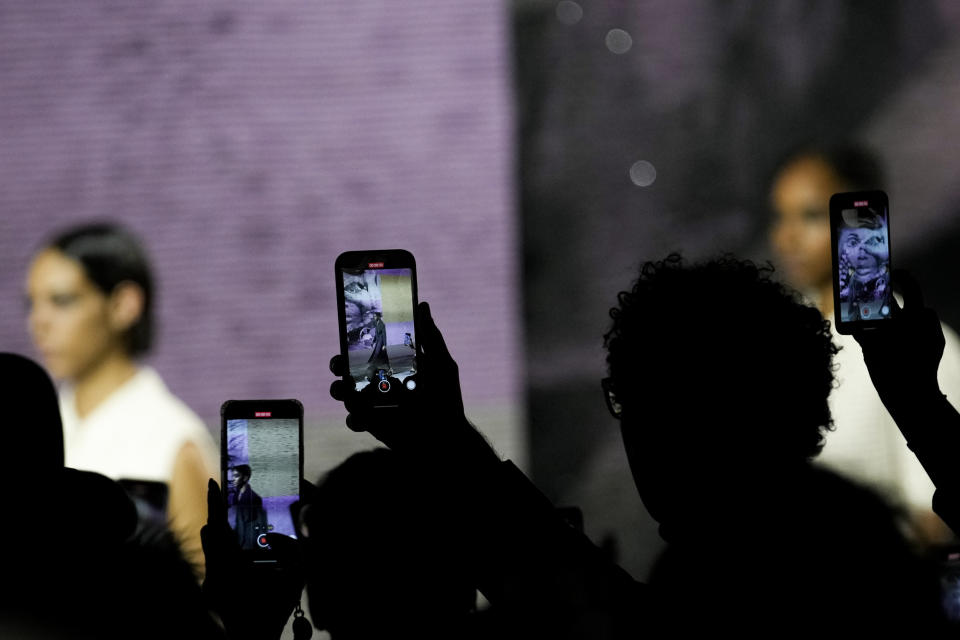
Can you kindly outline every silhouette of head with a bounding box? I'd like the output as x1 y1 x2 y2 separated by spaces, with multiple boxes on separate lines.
0 357 184 637
27 223 153 380
0 353 64 473
300 448 475 637
0 353 137 535
604 255 837 539
769 143 883 291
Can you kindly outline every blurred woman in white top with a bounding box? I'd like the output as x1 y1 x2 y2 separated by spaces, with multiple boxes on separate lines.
769 144 960 543
25 222 216 571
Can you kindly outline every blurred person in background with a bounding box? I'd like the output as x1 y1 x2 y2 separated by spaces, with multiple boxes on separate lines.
25 222 217 571
769 144 960 541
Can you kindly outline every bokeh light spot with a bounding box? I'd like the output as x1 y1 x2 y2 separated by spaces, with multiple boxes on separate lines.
605 28 633 54
556 1 583 26
629 160 656 187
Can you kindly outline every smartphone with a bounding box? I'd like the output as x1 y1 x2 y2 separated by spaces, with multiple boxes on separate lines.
830 190 894 334
939 546 960 623
335 250 420 407
220 399 303 562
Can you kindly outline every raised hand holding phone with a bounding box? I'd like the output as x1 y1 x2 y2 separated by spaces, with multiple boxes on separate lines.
333 250 499 471
852 270 946 422
202 478 305 640
331 300 499 471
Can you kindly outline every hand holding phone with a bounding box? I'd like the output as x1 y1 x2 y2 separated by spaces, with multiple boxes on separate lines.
331 300 500 474
852 270 946 421
830 190 894 333
202 479 304 640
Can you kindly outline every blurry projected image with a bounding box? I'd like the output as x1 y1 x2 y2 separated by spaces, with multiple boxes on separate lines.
343 268 416 391
838 205 892 323
0 1 523 481
226 418 299 550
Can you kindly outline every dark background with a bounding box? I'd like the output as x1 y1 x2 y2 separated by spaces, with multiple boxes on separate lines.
516 0 960 577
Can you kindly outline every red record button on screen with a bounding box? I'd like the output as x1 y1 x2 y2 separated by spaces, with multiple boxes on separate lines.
378 379 391 392
257 534 269 548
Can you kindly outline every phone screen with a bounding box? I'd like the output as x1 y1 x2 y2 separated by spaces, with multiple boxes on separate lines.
337 251 419 401
831 191 893 331
222 401 302 553
941 547 960 622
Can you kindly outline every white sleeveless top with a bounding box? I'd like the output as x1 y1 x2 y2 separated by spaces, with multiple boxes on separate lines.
59 367 217 482
818 323 960 510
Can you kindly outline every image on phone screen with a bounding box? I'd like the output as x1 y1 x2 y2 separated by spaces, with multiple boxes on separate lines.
941 548 960 622
341 265 417 393
835 201 892 324
224 414 300 550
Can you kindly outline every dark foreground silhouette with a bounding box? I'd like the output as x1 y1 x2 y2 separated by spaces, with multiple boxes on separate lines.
0 353 222 639
852 270 960 535
332 257 948 637
3 252 957 639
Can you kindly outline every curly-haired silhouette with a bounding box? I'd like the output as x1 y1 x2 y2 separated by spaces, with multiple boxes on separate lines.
603 255 944 633
330 289 947 635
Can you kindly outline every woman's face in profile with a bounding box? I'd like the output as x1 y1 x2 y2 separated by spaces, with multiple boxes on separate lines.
26 249 119 381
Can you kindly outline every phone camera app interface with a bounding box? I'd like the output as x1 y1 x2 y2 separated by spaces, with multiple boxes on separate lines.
837 202 891 324
341 266 417 394
225 416 299 550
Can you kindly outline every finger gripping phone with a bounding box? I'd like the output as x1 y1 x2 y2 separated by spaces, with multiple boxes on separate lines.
335 250 420 408
220 399 303 561
830 190 894 334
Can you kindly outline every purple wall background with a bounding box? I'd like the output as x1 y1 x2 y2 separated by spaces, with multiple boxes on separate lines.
0 1 524 474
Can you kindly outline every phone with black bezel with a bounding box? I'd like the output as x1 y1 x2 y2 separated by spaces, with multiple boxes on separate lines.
830 190 894 334
335 250 421 408
220 399 303 563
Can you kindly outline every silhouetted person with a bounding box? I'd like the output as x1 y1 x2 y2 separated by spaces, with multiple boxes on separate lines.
299 448 480 639
0 353 222 639
226 464 267 550
1 352 64 474
332 260 947 636
332 306 645 637
602 255 943 633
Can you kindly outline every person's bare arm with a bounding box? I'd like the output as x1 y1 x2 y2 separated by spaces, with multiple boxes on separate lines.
169 440 215 577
